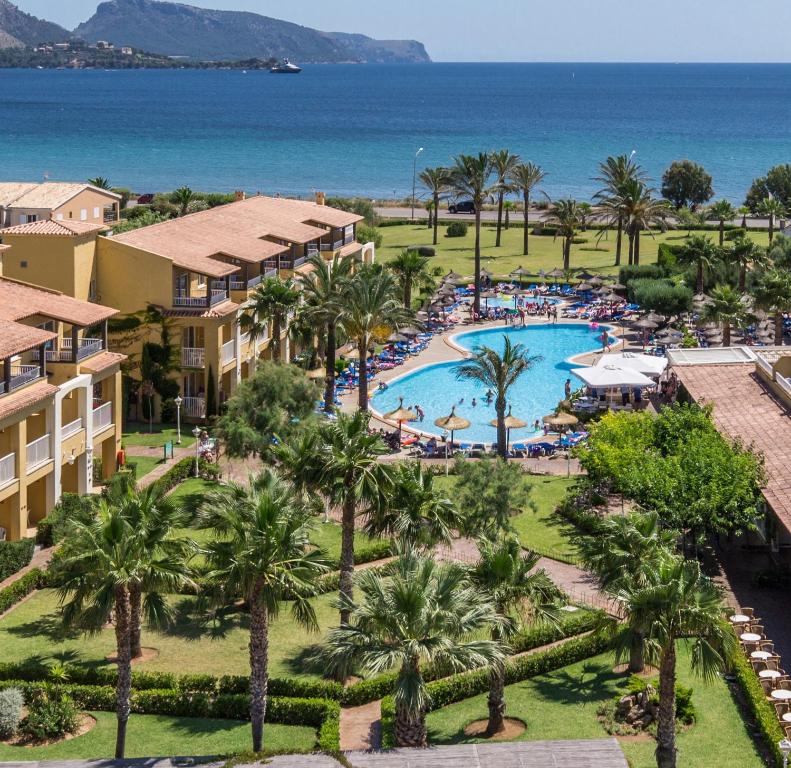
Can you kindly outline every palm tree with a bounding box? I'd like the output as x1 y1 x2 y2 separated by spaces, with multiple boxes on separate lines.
449 153 496 316
277 411 391 625
387 249 432 309
88 176 111 190
239 277 301 363
198 470 329 753
503 200 516 229
757 196 786 245
419 167 451 246
753 268 791 345
703 284 746 347
545 199 582 271
322 553 505 747
490 149 521 247
171 186 196 216
622 180 668 266
508 162 546 256
707 200 736 246
729 236 762 292
344 268 412 410
456 337 542 458
471 534 560 734
577 201 593 231
678 234 719 293
300 253 354 413
616 555 734 768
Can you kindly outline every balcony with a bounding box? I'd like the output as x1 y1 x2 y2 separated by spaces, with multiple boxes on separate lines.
229 273 265 292
221 339 236 366
0 453 15 488
61 417 83 439
173 290 228 308
320 239 345 252
26 434 51 472
0 364 42 395
280 255 307 270
93 401 113 432
62 337 103 361
181 347 206 368
183 396 206 419
344 232 355 245
240 331 251 348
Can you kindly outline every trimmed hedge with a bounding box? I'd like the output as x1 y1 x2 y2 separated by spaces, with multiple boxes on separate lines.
0 567 45 615
0 538 34 582
325 539 393 570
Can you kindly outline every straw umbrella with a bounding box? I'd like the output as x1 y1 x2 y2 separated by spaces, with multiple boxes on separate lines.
510 265 531 277
643 312 664 324
385 396 417 446
444 271 462 281
399 326 421 337
576 282 593 292
608 282 626 291
588 276 605 286
434 406 471 474
547 267 564 279
576 269 596 280
489 405 527 451
543 411 579 476
633 318 658 348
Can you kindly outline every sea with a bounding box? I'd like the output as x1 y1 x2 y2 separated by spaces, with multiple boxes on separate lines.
1 63 791 201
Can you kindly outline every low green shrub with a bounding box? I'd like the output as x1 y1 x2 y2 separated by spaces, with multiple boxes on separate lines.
21 690 79 741
446 222 467 238
0 538 35 582
555 495 604 535
149 456 220 496
36 494 98 547
0 687 23 739
0 568 45 615
380 696 395 750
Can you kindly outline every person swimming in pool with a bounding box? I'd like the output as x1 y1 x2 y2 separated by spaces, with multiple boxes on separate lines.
471 397 477 407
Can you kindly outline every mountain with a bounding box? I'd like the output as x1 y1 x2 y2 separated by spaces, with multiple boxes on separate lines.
0 0 70 47
74 0 431 63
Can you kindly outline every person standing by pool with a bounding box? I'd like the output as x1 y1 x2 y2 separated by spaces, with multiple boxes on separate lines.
564 378 572 399
415 404 425 421
621 385 630 406
599 329 611 352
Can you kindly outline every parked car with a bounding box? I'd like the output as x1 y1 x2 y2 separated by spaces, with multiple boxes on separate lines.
448 200 475 214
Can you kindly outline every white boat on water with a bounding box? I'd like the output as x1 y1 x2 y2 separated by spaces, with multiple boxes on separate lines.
270 59 302 74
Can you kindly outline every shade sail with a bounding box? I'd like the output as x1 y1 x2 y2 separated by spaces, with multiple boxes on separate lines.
594 352 667 377
571 364 655 388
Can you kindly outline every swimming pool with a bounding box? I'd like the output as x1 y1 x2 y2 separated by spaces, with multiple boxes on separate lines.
457 295 560 310
371 323 612 444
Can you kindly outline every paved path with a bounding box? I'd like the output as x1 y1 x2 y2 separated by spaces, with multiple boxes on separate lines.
136 443 196 488
340 699 382 751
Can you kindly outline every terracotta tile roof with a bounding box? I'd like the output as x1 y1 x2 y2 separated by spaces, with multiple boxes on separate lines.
675 363 791 534
161 300 239 319
337 241 363 258
0 318 57 359
0 182 120 209
0 219 106 237
0 277 118 327
0 380 58 424
79 351 126 374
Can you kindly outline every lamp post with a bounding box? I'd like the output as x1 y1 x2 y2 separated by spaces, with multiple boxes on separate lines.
780 738 791 768
192 425 201 477
174 394 182 445
411 147 424 221
441 430 449 475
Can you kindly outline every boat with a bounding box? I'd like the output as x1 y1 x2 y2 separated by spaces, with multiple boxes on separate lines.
270 59 302 74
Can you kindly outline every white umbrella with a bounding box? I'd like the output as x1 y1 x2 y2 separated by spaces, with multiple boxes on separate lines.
571 365 655 388
594 352 667 377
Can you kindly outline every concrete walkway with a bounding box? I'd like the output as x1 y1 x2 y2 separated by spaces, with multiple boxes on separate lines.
340 699 382 751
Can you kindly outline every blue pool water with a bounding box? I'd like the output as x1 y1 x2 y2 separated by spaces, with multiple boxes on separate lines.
371 323 612 444
458 295 560 310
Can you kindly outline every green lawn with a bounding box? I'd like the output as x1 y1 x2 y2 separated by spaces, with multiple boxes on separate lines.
308 521 387 563
426 643 763 768
127 454 165 480
0 712 315 760
0 589 340 679
123 423 196 449
377 223 770 278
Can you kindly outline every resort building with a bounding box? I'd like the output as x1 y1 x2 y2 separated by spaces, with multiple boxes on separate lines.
0 246 124 541
0 182 121 228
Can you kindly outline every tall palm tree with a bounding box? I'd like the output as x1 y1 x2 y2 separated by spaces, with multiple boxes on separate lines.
545 199 582 271
239 277 301 363
729 236 762 292
703 284 746 347
622 180 668 266
387 249 432 309
490 149 521 247
57 501 194 758
678 234 719 293
508 162 546 256
344 268 411 410
300 253 354 413
456 337 542 458
753 267 791 345
471 535 560 734
322 553 505 747
616 556 734 768
419 166 451 246
277 411 391 625
88 176 111 190
757 196 786 245
448 153 496 316
503 200 516 229
198 470 329 753
171 186 196 216
707 200 736 246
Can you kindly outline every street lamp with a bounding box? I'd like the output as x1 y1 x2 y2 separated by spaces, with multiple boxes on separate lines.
192 425 201 477
174 394 182 445
780 739 791 768
441 430 449 476
411 147 424 221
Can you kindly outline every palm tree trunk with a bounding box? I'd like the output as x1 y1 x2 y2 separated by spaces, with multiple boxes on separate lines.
628 631 645 673
615 219 623 266
473 208 482 317
523 194 530 256
696 263 704 294
563 238 571 271
404 276 412 310
432 193 439 245
505 208 510 229
394 657 427 747
357 339 369 411
113 586 132 759
324 320 337 414
719 220 725 247
723 322 731 347
272 317 281 362
655 641 678 768
339 491 356 626
769 214 775 246
496 399 507 459
633 228 641 266
486 665 506 735
628 233 634 266
249 586 269 753
496 192 504 247
777 313 785 346
739 266 746 293
129 584 142 659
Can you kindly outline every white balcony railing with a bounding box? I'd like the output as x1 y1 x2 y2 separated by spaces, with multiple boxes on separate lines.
181 347 206 368
183 396 206 419
3 364 41 394
62 337 103 360
61 417 83 439
173 290 228 308
26 434 51 471
756 356 774 378
221 339 236 365
240 331 251 349
0 453 15 487
777 375 791 400
93 401 113 432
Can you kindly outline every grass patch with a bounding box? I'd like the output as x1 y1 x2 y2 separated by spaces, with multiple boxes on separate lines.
127 454 165 480
425 642 763 768
308 521 387 564
0 711 315 760
122 423 195 449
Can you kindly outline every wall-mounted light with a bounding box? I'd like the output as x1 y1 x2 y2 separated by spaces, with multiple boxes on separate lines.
64 449 76 465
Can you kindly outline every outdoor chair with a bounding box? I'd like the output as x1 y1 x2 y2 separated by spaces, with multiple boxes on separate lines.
766 659 780 671
752 660 768 673
760 642 775 652
774 702 789 718
752 624 765 636
780 680 791 691
742 607 755 618
761 679 774 697
785 725 791 740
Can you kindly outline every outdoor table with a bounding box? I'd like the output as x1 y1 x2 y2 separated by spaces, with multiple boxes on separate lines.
771 690 791 701
751 651 772 660
741 633 762 643
730 614 751 624
782 713 791 723
759 670 782 680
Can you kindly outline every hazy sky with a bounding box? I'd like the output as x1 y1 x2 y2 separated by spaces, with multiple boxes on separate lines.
18 0 791 62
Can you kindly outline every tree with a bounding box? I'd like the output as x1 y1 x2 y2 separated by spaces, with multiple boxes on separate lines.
449 153 496 316
387 249 432 309
753 267 791 345
660 160 713 210
729 236 762 292
616 555 734 768
702 284 746 347
675 206 707 237
706 200 736 246
322 553 505 747
88 176 111 189
745 164 791 212
198 469 329 752
471 534 560 734
344 268 411 411
545 199 582 271
277 411 390 625
214 361 318 458
419 167 450 246
622 181 668 266
239 277 301 363
508 162 546 256
490 149 520 247
300 253 354 413
503 200 515 229
678 234 719 293
757 196 786 245
628 280 692 319
171 186 196 216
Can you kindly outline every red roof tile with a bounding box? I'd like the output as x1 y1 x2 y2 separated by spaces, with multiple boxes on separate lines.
0 318 57 359
0 380 58 424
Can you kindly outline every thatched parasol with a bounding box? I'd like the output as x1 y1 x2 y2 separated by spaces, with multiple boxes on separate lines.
542 412 579 476
510 265 531 276
633 318 658 330
576 269 596 280
445 271 462 281
399 326 421 337
643 312 665 323
385 396 417 443
341 346 360 360
434 406 471 472
576 282 593 292
608 282 626 291
490 405 527 449
547 267 565 278
588 275 606 286
387 332 408 343
480 268 494 278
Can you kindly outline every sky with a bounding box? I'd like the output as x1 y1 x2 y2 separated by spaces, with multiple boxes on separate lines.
18 0 791 63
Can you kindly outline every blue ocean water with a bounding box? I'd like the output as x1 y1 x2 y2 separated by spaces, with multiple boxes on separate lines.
370 322 612 444
1 63 790 200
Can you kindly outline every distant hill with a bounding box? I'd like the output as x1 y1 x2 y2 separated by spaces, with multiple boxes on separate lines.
74 0 431 63
0 0 70 47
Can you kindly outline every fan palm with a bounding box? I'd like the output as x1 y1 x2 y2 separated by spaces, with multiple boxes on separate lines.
503 200 516 229
322 553 505 747
471 535 561 734
198 470 329 752
448 153 496 316
703 284 747 347
545 199 582 271
729 236 763 292
490 149 521 247
419 166 451 245
387 249 432 309
707 200 736 246
456 337 542 458
508 161 546 256
622 180 668 266
616 555 734 768
678 234 719 293
239 277 301 363
88 176 111 190
753 268 791 345
171 186 196 216
757 196 786 245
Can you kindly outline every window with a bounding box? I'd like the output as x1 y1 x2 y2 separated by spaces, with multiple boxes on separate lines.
19 260 27 268
93 207 100 219
25 214 38 223
80 209 88 221
197 274 206 287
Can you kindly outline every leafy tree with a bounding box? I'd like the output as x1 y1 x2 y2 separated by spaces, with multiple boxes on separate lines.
660 160 713 210
768 233 791 269
753 267 791 345
387 249 433 309
326 197 378 226
456 337 541 458
238 277 300 362
675 206 707 237
490 149 520 247
757 196 786 245
322 553 505 747
745 164 791 212
419 166 451 245
170 186 196 216
728 235 762 292
706 200 736 246
356 224 382 249
508 161 546 256
198 469 329 752
628 279 692 318
546 198 582 270
113 209 171 234
703 284 747 347
214 361 318 458
678 234 719 293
